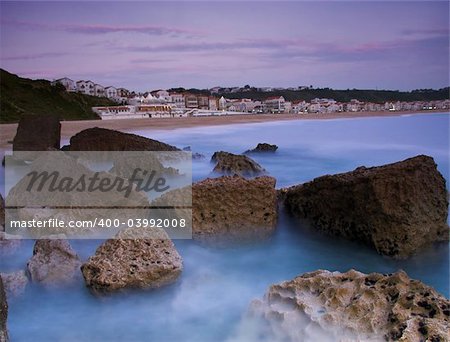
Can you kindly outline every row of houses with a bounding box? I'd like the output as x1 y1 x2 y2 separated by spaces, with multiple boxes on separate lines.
220 96 450 114
52 77 449 118
51 77 130 101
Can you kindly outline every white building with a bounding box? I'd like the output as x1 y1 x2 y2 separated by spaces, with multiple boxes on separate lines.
218 96 227 110
169 93 185 107
94 84 105 97
105 86 118 99
264 96 285 113
52 77 77 92
76 80 95 96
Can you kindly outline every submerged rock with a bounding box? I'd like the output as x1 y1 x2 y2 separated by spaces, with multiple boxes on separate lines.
250 269 450 342
284 155 449 258
244 143 278 154
12 115 61 152
0 277 8 342
65 127 179 151
211 151 265 177
27 239 82 286
81 229 182 293
0 271 28 297
192 175 277 242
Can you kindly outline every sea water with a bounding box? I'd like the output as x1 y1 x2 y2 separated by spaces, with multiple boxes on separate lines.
1 113 449 341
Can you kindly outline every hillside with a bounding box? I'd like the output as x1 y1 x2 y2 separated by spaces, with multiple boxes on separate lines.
215 87 450 103
0 69 116 123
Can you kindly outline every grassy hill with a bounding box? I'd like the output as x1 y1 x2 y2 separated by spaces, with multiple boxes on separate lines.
0 69 116 123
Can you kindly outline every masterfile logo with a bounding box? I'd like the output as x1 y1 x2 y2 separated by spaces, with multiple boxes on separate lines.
4 151 192 240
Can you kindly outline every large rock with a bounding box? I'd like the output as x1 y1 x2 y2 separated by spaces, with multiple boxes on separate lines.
27 239 82 286
192 176 277 242
0 277 8 342
65 127 179 151
244 143 278 154
0 271 28 296
284 155 449 258
13 115 61 151
211 151 265 177
250 269 450 342
81 229 182 293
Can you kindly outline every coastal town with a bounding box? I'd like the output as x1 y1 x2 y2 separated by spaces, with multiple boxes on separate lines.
52 77 450 120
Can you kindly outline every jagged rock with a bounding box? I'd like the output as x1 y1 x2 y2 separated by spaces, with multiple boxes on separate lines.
244 143 278 154
65 127 179 151
81 228 182 293
284 155 449 258
250 269 450 342
0 271 28 297
0 277 8 342
192 176 277 242
211 151 265 177
27 239 82 286
12 115 61 152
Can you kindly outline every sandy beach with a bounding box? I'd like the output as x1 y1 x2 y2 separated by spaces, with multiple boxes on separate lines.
0 110 444 150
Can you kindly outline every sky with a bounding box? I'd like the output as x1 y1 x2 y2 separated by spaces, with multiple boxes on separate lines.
0 1 448 91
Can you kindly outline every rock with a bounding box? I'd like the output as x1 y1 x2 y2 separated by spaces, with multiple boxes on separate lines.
0 233 21 255
244 143 278 154
109 153 178 179
192 175 277 242
12 115 61 152
0 195 4 229
0 277 8 342
251 269 450 342
211 151 265 177
27 239 82 286
0 271 28 297
65 127 179 151
192 152 205 160
81 228 182 293
284 155 449 258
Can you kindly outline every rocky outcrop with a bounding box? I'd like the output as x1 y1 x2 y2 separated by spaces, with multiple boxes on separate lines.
0 195 4 229
81 228 182 293
27 239 82 286
211 151 265 177
0 277 8 342
13 115 61 152
244 143 278 154
284 155 449 258
65 127 179 151
0 271 28 296
251 269 450 342
192 176 277 242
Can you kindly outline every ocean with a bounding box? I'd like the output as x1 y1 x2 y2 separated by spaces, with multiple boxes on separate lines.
1 113 449 341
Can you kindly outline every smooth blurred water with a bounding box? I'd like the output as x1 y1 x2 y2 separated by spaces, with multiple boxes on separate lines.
1 113 449 342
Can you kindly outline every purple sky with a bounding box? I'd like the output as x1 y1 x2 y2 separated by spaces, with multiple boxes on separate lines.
0 1 448 91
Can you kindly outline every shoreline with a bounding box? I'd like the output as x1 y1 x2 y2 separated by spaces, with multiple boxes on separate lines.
0 110 446 150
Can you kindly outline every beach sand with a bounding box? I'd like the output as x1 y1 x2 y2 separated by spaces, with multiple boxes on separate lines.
0 110 443 150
